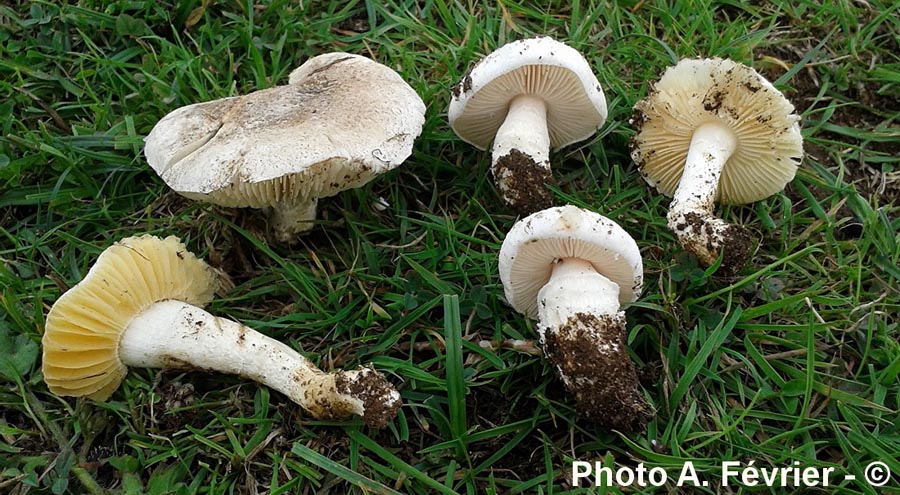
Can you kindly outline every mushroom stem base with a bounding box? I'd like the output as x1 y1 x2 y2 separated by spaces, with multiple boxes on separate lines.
667 210 753 273
269 198 318 242
120 300 400 428
542 312 652 431
493 150 554 215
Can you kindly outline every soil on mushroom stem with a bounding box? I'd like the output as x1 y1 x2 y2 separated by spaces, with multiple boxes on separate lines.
675 211 753 274
542 312 652 432
718 223 754 273
334 369 401 429
493 149 556 215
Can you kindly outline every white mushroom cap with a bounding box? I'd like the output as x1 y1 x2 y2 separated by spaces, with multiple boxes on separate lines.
498 205 643 320
631 57 803 205
448 37 607 151
144 53 426 208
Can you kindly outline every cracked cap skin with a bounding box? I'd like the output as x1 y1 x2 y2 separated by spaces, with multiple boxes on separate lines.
144 53 426 209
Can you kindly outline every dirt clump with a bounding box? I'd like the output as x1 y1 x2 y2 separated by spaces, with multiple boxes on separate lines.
335 367 401 429
672 211 753 274
717 223 754 273
493 149 555 215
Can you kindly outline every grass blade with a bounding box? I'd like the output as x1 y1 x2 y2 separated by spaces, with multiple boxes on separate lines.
443 294 468 459
668 306 742 411
291 442 404 495
347 431 458 495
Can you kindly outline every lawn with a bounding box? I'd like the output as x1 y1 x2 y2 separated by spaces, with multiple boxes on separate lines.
1 1 899 494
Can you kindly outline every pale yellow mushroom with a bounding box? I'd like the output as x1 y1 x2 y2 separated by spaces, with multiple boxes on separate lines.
631 57 803 272
42 234 400 428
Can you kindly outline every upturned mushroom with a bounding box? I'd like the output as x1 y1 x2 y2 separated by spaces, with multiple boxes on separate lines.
41 234 400 428
449 37 607 214
498 205 651 430
145 53 426 241
631 57 803 272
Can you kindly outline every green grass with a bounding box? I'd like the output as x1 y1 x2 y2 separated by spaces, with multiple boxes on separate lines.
2 0 899 493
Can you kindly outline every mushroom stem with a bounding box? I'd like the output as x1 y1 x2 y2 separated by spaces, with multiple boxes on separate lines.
491 94 554 213
536 257 651 431
119 300 400 428
269 198 318 241
667 122 751 270
537 258 620 331
670 122 736 215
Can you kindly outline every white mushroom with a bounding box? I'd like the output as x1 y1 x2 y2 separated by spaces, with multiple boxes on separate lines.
631 57 803 271
41 234 400 428
498 205 651 430
449 37 607 214
145 53 426 241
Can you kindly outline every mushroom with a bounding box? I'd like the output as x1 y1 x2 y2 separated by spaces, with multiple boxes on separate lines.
41 234 400 428
498 205 651 430
448 37 607 214
630 57 803 272
144 53 426 241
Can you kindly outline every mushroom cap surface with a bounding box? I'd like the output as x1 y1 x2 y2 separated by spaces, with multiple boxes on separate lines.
144 53 426 208
448 37 607 151
498 205 643 320
42 235 217 399
631 57 803 205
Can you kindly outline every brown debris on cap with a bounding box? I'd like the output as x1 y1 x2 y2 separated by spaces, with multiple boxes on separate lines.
631 57 803 205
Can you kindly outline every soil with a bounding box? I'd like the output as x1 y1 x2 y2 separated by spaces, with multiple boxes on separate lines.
159 380 196 410
717 223 754 273
542 312 652 432
450 70 473 98
493 149 555 215
154 379 199 431
756 45 900 206
462 73 473 94
336 16 370 33
334 367 401 429
672 211 754 274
